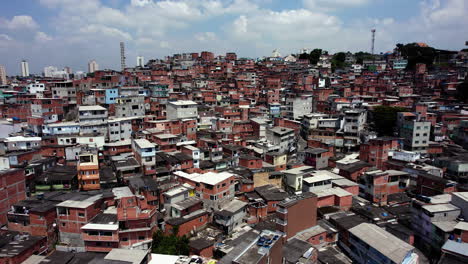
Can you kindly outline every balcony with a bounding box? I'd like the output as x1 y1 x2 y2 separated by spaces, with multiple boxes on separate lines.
276 218 287 226
7 212 30 225
85 243 118 253
82 233 119 242
276 207 288 214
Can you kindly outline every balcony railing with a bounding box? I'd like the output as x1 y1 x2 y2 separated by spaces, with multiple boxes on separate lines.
82 233 119 242
276 207 288 214
7 212 30 225
276 218 287 226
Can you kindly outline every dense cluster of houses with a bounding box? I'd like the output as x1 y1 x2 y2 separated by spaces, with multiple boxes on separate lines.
0 49 468 264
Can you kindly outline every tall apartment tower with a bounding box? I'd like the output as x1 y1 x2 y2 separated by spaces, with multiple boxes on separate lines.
21 60 29 77
0 65 6 85
120 42 126 71
88 60 99 73
137 55 144 67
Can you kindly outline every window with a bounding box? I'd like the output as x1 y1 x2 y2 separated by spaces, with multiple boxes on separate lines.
58 207 69 216
138 236 145 240
199 217 203 222
210 195 217 200
61 222 66 227
122 237 128 241
78 212 85 218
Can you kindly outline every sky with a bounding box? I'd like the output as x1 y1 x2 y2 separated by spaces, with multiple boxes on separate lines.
0 0 467 75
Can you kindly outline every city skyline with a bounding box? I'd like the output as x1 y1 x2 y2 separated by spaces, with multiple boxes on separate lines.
0 0 467 75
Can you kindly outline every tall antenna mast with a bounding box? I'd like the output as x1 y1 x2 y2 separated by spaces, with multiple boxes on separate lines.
120 42 126 71
371 29 376 55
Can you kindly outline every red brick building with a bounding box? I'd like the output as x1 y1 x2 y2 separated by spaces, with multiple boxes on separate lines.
0 169 26 226
359 137 399 169
276 193 318 239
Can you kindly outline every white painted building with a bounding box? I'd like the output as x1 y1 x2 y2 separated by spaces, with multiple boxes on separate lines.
88 60 99 73
42 121 80 135
26 82 45 94
0 65 6 85
107 117 134 142
137 56 144 67
285 95 313 120
2 136 42 151
391 150 420 162
266 126 295 154
21 60 29 77
44 66 58 77
166 100 198 120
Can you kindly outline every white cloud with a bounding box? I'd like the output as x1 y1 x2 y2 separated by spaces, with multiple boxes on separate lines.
3 0 465 75
0 15 39 30
0 34 17 50
195 32 217 42
303 0 370 11
131 0 152 7
0 34 13 41
35 31 53 42
421 0 468 27
233 15 249 34
229 9 341 42
160 41 170 48
79 24 132 40
39 0 100 12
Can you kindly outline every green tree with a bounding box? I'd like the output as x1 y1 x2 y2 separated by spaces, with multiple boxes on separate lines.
151 229 190 255
371 106 407 136
298 53 310 60
331 52 347 71
309 49 322 65
354 51 374 64
395 43 436 70
456 77 468 103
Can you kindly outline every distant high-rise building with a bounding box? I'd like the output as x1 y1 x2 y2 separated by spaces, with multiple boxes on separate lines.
88 60 99 73
0 65 6 85
137 56 144 67
120 42 126 71
75 71 85 80
64 66 72 74
21 60 29 77
272 49 281 58
43 66 58 77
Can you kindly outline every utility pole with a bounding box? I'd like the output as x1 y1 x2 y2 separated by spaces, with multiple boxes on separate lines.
371 29 376 55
